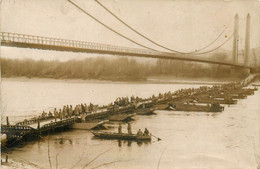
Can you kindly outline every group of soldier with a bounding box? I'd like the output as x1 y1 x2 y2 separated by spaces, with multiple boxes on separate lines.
40 102 97 120
152 83 243 102
118 123 149 136
31 82 245 125
113 96 144 107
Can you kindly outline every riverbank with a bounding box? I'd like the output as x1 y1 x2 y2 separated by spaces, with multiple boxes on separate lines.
1 76 239 85
1 157 41 169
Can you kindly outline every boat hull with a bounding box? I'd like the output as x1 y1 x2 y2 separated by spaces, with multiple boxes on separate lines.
92 131 151 140
72 120 108 130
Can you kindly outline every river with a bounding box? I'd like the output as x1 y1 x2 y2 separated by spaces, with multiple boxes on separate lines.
1 78 260 169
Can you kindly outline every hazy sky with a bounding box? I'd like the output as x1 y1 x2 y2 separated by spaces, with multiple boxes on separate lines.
1 0 260 61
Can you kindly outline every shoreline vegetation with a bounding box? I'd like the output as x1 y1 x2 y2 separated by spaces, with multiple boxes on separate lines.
0 56 249 82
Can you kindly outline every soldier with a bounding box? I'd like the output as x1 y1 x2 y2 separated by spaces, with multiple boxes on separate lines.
137 129 143 136
89 103 93 111
74 105 79 116
54 108 58 121
84 103 88 113
63 106 68 118
78 104 82 114
118 124 122 134
81 104 85 113
42 111 47 119
127 123 132 134
69 105 73 118
59 109 62 120
66 105 69 114
144 128 149 135
48 111 52 117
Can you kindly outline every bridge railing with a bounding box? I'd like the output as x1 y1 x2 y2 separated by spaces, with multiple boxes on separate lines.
0 32 158 56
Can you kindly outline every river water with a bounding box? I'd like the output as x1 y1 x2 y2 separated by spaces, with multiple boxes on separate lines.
1 78 260 169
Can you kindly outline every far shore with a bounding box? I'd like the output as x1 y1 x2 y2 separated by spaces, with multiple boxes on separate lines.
1 76 243 85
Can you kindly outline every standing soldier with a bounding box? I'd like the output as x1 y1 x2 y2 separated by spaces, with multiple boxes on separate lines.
42 111 47 119
63 106 67 118
59 109 62 120
78 104 82 115
54 108 58 121
127 123 132 134
84 103 88 113
89 103 93 112
118 124 122 134
69 105 73 118
48 111 52 117
81 104 85 113
66 105 69 114
74 105 79 116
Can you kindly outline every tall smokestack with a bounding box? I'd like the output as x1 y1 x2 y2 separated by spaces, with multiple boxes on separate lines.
232 14 239 64
244 13 250 66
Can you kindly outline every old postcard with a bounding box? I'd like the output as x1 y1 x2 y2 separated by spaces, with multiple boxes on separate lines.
1 0 260 168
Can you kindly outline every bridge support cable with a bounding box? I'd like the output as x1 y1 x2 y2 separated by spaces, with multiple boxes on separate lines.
68 0 238 58
95 0 229 54
190 23 241 56
67 0 164 53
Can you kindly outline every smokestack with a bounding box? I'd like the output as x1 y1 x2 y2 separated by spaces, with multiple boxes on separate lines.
244 13 250 66
232 14 239 64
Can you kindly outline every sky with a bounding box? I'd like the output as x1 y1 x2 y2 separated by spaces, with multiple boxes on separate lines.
0 0 260 61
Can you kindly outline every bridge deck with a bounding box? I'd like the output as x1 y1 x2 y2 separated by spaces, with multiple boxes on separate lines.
0 32 251 68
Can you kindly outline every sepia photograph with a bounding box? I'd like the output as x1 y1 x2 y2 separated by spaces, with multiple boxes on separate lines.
0 0 260 168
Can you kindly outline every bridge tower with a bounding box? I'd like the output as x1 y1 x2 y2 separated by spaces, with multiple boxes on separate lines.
244 13 251 66
232 14 239 65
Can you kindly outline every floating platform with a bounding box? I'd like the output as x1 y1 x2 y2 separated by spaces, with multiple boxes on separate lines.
134 108 155 115
168 102 224 112
72 120 108 130
107 113 135 121
154 103 170 110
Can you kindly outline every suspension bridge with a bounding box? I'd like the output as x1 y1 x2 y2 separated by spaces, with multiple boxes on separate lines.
0 31 254 70
0 0 258 73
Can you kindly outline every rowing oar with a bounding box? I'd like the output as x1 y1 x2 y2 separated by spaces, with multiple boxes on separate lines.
151 134 161 141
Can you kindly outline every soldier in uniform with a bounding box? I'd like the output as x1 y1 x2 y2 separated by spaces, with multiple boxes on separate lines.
84 103 88 113
59 109 63 120
69 105 73 118
64 106 68 118
54 108 58 121
118 124 122 134
48 111 52 117
127 123 132 134
74 105 79 116
137 129 143 136
144 128 149 135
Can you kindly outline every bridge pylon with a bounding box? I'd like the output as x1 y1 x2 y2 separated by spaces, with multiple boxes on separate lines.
244 13 251 67
232 14 239 65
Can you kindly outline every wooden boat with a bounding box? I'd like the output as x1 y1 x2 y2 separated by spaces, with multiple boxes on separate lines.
134 108 155 115
168 102 224 112
72 120 108 130
91 131 151 140
194 97 237 105
107 113 135 121
153 103 170 110
225 89 254 95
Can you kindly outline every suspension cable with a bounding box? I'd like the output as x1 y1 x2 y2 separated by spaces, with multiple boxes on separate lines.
95 0 229 54
67 0 238 57
192 24 240 55
67 0 163 53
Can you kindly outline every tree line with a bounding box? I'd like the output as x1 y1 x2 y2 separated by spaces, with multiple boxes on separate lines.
0 54 248 81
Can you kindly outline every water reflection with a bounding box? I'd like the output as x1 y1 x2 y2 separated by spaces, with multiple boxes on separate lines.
54 136 73 145
117 139 151 147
